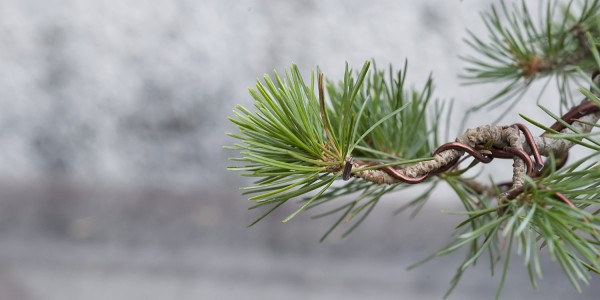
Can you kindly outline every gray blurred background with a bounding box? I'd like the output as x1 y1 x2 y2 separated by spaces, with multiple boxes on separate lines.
0 0 598 299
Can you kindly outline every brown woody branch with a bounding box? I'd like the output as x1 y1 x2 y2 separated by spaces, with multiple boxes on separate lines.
349 99 600 196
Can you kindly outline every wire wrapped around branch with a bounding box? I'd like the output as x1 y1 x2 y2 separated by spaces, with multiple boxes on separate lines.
350 100 600 192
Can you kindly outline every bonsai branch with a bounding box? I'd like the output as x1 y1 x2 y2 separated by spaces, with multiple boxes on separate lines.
349 100 600 195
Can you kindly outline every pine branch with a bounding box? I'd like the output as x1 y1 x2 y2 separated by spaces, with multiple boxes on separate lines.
352 98 599 187
226 0 600 298
228 61 439 224
460 0 600 123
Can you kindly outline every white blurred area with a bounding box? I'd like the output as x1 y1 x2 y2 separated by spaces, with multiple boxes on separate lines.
0 0 598 299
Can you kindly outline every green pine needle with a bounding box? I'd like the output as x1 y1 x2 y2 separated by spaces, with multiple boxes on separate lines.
228 61 440 225
460 0 600 124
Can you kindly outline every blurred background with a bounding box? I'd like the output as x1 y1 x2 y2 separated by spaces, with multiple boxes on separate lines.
0 0 598 299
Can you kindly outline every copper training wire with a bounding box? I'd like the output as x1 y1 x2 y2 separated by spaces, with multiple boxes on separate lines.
545 100 599 134
539 100 598 173
434 142 494 163
361 162 429 184
351 100 598 186
342 157 353 180
499 147 535 176
356 141 494 184
512 123 544 170
431 156 461 175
